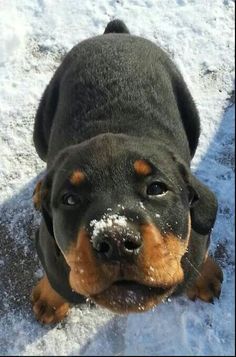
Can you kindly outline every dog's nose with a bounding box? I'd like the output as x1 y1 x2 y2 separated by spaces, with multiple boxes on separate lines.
92 230 142 261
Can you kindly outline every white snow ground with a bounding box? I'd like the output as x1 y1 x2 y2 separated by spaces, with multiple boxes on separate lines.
0 0 235 355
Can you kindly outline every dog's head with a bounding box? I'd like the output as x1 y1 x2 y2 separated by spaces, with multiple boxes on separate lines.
35 133 217 312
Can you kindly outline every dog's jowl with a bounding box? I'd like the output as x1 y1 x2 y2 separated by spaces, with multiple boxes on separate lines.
31 19 223 324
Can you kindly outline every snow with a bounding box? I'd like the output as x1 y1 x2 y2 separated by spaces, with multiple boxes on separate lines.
0 5 27 66
90 214 128 239
138 201 146 210
0 0 234 355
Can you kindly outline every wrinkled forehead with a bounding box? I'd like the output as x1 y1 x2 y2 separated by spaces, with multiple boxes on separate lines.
52 134 179 188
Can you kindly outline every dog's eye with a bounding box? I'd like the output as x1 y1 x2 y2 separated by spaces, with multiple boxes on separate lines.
62 194 80 206
147 182 167 196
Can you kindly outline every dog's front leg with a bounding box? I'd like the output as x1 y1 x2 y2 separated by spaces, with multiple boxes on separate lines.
186 255 223 303
31 275 71 324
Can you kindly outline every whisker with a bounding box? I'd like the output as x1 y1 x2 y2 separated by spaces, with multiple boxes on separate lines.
162 239 203 280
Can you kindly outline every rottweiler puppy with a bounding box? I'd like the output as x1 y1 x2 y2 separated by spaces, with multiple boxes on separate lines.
32 20 223 324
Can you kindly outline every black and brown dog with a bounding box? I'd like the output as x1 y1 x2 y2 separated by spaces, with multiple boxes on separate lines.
32 20 223 324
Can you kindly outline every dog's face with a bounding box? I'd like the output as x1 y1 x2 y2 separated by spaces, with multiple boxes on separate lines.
40 134 197 313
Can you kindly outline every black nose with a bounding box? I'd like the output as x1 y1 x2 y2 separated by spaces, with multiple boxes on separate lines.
92 230 142 261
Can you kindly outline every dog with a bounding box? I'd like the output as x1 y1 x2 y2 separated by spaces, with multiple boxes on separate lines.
31 20 223 324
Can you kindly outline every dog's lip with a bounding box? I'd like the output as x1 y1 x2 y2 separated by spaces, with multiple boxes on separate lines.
111 279 173 295
89 278 176 312
91 279 175 304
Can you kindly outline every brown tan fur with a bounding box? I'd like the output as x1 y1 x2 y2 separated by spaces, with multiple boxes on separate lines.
129 223 190 287
63 220 190 313
64 229 120 296
186 255 223 303
70 170 85 185
32 180 43 211
31 275 70 324
91 222 191 312
65 224 189 295
134 159 152 176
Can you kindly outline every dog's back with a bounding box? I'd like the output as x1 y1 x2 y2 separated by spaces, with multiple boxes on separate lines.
34 20 200 166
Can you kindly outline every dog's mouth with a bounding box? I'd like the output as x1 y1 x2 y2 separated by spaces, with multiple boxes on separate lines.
113 279 169 295
90 279 175 313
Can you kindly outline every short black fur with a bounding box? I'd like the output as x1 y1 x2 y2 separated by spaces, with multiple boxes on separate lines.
33 20 218 304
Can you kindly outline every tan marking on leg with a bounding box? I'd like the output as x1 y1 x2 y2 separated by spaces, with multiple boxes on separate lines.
31 275 70 324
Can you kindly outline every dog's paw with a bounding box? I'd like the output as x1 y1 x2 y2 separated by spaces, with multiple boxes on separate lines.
31 276 70 324
186 256 223 303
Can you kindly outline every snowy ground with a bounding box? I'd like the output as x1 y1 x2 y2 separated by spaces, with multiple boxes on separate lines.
0 0 235 355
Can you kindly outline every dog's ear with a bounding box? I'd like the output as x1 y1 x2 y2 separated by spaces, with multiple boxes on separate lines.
33 149 70 237
33 173 54 237
187 174 218 235
175 157 218 235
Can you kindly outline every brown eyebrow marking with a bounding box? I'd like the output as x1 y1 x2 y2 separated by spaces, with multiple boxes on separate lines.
70 170 86 185
134 159 152 176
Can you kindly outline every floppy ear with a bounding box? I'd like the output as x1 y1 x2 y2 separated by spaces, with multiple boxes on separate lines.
174 156 218 235
173 155 218 235
187 174 218 235
33 174 54 237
